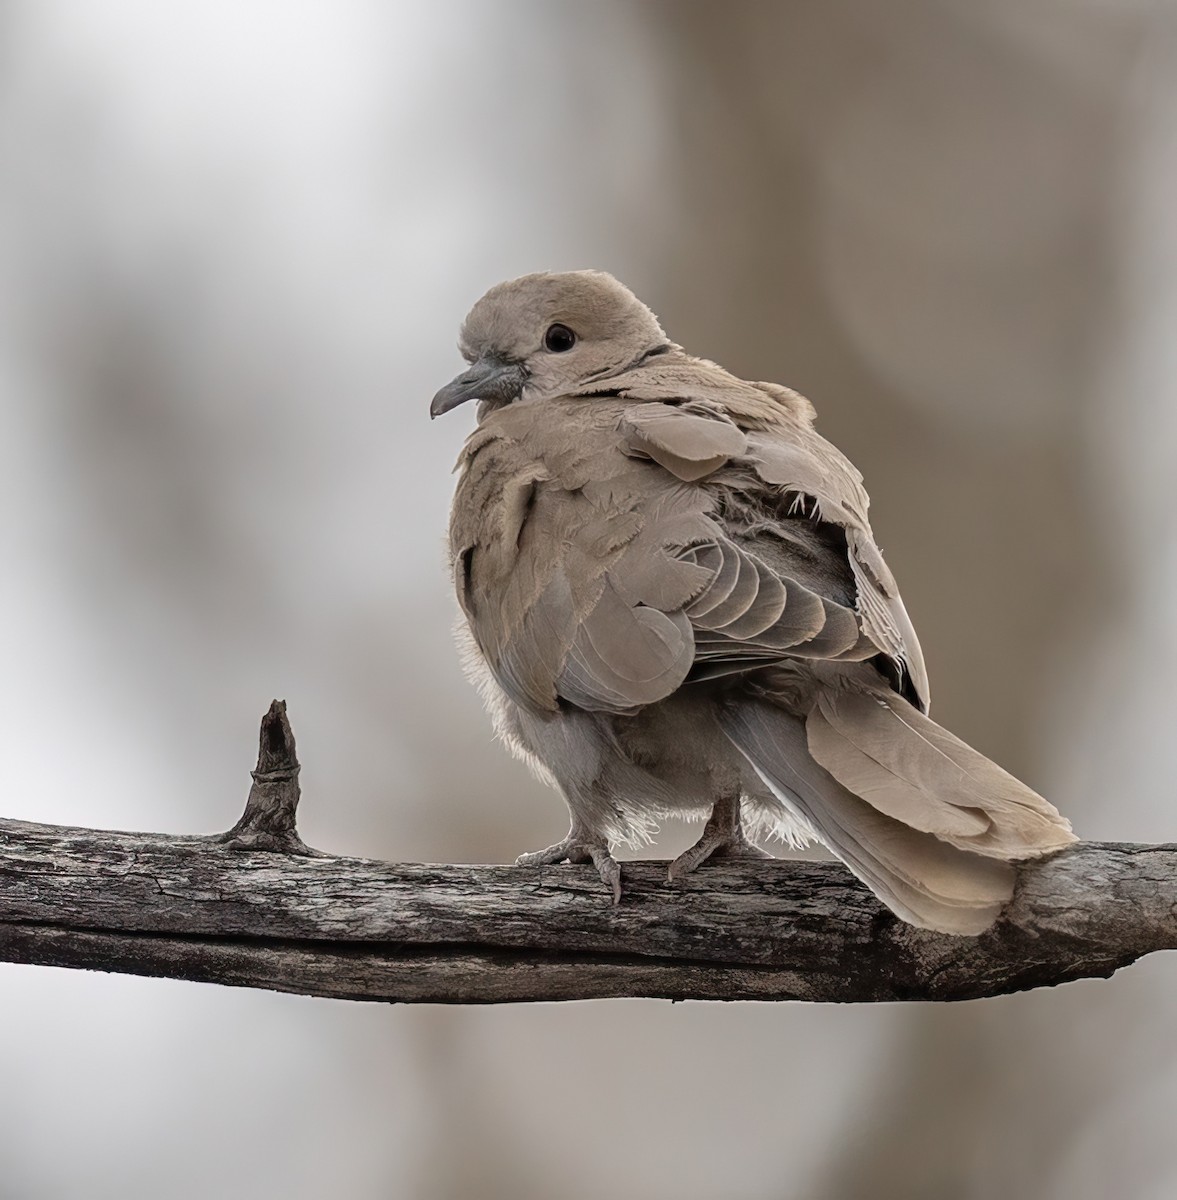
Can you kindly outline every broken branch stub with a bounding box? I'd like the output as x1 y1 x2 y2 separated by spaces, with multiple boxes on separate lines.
217 700 312 854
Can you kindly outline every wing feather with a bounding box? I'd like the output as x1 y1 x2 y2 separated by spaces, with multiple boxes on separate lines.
744 427 930 710
619 402 748 482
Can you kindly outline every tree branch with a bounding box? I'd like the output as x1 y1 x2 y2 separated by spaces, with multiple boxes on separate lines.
0 702 1173 1004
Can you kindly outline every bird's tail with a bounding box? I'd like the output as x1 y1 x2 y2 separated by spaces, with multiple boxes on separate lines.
719 688 1076 934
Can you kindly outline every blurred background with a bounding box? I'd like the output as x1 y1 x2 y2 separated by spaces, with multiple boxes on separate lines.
1 2 1175 1197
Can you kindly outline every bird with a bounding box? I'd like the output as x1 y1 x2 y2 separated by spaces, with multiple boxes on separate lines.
431 270 1076 934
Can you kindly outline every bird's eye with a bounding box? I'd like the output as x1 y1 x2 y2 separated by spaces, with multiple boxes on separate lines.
543 323 577 353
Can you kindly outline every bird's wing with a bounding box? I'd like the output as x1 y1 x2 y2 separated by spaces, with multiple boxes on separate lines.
450 401 707 715
450 391 929 716
617 387 931 710
741 414 930 710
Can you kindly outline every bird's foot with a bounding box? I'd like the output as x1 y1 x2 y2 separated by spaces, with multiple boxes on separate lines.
667 799 772 882
515 831 622 904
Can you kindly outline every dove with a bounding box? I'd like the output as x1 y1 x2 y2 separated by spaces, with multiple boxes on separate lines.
431 270 1076 934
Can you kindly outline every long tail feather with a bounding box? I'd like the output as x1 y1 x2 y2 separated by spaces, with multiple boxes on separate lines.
806 688 1076 859
720 699 1019 934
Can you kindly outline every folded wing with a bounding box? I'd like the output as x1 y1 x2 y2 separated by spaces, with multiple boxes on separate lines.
451 395 933 716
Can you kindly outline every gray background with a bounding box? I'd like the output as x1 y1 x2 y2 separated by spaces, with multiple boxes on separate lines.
2 3 1175 1197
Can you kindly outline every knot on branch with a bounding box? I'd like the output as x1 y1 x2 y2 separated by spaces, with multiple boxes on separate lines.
250 767 299 785
218 700 314 855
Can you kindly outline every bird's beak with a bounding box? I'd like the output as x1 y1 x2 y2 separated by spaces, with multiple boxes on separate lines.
430 356 528 419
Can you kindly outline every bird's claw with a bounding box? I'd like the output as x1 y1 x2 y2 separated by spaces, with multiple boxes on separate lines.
667 800 772 882
516 834 622 904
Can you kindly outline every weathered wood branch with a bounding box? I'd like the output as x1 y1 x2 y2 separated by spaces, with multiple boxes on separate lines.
1 702 1173 1004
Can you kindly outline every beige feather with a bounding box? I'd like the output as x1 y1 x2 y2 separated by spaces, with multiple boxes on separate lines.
807 688 1076 858
619 402 748 482
558 581 694 713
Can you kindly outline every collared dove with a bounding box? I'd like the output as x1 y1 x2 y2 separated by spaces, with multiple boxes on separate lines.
431 270 1075 934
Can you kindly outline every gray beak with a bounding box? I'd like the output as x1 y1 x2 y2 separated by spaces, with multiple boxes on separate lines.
430 356 528 419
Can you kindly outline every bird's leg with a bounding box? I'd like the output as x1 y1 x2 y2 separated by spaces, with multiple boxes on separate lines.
515 824 622 904
667 794 772 882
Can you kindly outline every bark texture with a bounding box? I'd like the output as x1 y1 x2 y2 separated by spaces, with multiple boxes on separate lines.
0 702 1172 1004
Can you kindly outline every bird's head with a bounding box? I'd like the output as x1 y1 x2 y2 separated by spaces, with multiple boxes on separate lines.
430 270 669 418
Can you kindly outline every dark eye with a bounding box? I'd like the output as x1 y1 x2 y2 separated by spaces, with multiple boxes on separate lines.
543 323 577 353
